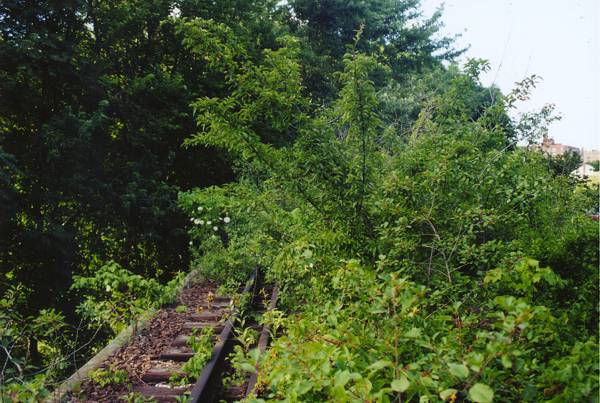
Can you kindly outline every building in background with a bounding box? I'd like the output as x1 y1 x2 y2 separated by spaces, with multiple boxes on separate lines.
572 163 599 177
581 148 600 164
540 137 581 156
537 137 600 177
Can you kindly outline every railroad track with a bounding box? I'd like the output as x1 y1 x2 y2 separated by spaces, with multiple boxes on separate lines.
138 270 277 402
67 271 278 402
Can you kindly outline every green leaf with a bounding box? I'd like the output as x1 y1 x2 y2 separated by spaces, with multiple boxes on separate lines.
484 268 502 284
367 360 392 372
468 383 494 402
249 347 260 361
240 363 257 373
334 370 351 387
405 327 421 338
440 388 458 401
295 380 312 395
391 375 409 392
448 363 469 379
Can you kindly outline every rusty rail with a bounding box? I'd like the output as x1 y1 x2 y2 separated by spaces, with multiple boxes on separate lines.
189 269 258 402
245 284 279 397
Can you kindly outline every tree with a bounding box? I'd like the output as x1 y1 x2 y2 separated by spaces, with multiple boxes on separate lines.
285 0 462 100
544 150 583 177
0 0 276 377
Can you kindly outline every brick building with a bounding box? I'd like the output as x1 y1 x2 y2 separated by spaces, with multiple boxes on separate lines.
540 137 581 156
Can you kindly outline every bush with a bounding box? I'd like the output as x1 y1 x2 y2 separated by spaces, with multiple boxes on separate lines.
72 261 185 333
178 33 598 400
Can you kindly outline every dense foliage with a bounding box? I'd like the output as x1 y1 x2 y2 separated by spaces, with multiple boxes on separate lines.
1 0 597 401
178 23 597 403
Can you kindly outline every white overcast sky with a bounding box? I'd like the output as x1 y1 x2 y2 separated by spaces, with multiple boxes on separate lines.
420 0 599 149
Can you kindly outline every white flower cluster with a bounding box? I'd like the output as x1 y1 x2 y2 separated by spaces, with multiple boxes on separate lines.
188 206 233 247
189 206 231 227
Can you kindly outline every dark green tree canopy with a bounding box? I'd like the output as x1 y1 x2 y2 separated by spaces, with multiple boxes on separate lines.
286 0 462 99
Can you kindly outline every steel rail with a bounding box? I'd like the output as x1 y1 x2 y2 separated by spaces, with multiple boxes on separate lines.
245 284 279 397
189 269 258 402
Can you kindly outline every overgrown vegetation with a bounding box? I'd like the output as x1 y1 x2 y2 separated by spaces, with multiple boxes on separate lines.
1 0 597 401
72 262 185 333
88 366 128 388
170 327 215 386
177 20 597 403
